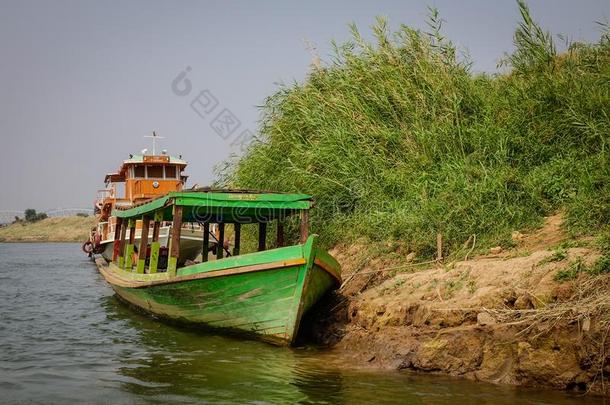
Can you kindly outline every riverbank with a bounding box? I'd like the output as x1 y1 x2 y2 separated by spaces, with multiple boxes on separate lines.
0 216 95 242
305 215 610 396
2 243 597 404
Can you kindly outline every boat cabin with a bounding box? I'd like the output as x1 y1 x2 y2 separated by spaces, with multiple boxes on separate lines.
93 151 188 241
103 152 188 206
110 189 311 275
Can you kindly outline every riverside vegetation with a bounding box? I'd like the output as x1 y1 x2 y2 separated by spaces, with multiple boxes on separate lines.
0 215 94 242
219 1 610 395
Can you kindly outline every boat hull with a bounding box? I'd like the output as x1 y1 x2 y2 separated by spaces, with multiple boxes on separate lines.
96 236 340 345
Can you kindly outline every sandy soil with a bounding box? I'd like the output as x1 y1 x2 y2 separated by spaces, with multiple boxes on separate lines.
303 215 610 396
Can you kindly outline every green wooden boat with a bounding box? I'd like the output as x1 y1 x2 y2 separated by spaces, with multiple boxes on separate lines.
96 189 341 345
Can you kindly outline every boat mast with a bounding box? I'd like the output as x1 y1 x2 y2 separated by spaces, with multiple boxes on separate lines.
144 131 165 155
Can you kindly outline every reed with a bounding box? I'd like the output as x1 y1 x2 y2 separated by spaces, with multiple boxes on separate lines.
220 1 610 259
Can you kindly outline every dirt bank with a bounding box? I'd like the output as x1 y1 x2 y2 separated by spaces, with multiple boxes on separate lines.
0 216 95 242
305 215 610 396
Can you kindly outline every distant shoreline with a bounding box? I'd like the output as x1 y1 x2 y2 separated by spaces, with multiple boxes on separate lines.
0 216 95 243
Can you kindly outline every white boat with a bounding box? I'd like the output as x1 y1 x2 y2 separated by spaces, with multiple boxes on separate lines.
83 133 211 265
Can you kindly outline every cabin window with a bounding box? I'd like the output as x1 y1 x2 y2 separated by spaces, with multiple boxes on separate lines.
165 166 176 179
146 165 164 179
134 165 145 178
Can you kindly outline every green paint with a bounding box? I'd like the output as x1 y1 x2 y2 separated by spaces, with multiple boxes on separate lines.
112 191 312 220
136 215 150 274
148 210 164 274
102 190 340 344
180 245 304 276
167 256 177 277
136 258 146 274
124 244 134 270
149 241 160 274
123 219 136 270
286 236 317 336
101 235 341 345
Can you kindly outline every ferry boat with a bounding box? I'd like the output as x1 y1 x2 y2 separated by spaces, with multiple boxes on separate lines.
83 133 207 265
95 189 341 345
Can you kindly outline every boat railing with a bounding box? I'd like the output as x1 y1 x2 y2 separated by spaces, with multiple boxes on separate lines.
97 221 109 240
95 188 115 204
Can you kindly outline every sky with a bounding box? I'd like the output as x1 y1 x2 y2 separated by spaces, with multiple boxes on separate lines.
0 0 608 215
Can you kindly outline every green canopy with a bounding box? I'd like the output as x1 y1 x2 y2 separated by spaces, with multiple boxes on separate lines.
112 189 313 223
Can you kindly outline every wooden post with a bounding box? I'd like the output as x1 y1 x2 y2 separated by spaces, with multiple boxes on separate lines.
168 205 183 276
216 222 225 260
112 217 123 262
149 210 163 274
202 222 210 262
233 223 241 256
436 232 443 262
117 218 128 268
276 220 284 247
124 218 136 270
136 215 150 274
258 222 267 251
300 210 309 244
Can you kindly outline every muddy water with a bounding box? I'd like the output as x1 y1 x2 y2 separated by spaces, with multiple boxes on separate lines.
0 243 604 404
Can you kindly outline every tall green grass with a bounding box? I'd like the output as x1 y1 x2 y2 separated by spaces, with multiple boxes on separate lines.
220 1 610 258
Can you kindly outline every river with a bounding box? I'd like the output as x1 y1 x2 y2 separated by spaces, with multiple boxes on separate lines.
0 243 604 404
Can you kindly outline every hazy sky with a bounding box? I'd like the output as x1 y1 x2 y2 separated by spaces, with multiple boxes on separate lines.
0 0 608 213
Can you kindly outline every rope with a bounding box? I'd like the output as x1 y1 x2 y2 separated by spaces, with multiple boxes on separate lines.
197 222 232 257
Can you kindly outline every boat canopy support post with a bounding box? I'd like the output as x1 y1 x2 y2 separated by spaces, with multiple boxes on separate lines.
216 222 225 260
136 215 150 274
300 210 309 244
258 222 267 251
168 205 183 277
277 220 284 248
112 217 123 262
202 222 210 262
117 218 128 268
149 210 163 274
124 218 136 270
233 223 241 256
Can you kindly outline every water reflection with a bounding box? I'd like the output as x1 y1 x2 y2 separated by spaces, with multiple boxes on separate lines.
103 296 354 403
102 296 308 403
290 365 345 404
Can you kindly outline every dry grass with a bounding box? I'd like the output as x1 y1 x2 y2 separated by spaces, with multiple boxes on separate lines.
484 275 610 334
482 274 610 394
0 216 95 242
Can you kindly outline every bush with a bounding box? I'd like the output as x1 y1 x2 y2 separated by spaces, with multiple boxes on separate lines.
220 1 610 257
24 209 48 223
